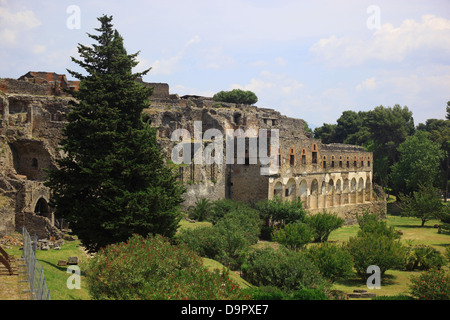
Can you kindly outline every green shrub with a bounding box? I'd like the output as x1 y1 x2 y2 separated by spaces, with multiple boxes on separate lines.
304 211 344 242
208 199 250 225
410 269 450 300
291 287 328 300
306 242 354 282
272 222 312 251
213 89 258 105
346 232 406 280
187 198 212 221
243 286 287 300
244 286 329 300
177 208 262 269
255 197 307 240
405 245 447 271
85 234 248 300
357 210 400 239
241 247 329 292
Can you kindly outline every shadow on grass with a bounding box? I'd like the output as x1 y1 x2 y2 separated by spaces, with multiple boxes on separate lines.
394 224 437 229
40 259 68 272
335 272 399 288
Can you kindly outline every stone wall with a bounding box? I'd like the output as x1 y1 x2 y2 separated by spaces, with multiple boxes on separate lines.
0 78 52 96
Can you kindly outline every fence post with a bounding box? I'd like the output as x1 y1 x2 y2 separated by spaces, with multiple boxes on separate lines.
21 227 51 300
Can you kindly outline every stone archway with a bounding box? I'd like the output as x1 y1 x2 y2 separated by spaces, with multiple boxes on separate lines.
299 179 308 206
358 177 365 203
274 181 283 199
310 179 319 209
34 197 50 219
327 179 334 207
350 178 357 204
285 178 297 201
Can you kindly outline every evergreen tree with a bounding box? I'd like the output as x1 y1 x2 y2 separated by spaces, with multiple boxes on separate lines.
45 15 185 252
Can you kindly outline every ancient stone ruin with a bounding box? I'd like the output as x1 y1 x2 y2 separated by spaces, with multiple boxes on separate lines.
0 71 386 239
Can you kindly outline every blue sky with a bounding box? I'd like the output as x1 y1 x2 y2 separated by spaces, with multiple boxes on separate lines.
1 0 449 128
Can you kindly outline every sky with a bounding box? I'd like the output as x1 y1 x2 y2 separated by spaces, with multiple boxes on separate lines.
1 0 449 128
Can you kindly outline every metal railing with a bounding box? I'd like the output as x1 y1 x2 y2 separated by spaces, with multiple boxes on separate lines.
22 227 51 300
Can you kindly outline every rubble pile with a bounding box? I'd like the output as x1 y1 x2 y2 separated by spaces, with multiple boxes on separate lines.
0 235 23 247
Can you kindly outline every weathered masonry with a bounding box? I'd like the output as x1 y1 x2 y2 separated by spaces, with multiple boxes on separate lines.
0 71 386 238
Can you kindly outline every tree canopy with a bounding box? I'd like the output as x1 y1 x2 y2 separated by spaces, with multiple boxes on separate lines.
390 130 443 195
213 89 258 105
45 15 185 252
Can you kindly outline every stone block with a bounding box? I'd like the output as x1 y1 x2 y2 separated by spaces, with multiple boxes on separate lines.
67 256 78 265
57 260 67 266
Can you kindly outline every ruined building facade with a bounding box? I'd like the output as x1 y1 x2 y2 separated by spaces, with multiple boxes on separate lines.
0 72 386 239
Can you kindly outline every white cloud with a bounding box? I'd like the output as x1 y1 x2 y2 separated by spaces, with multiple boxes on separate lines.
310 14 450 67
231 71 303 97
275 57 288 67
197 46 235 70
147 35 201 75
0 5 41 45
356 77 376 91
32 44 46 55
172 84 215 98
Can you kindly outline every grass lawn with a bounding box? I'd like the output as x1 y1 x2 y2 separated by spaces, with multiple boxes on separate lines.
4 210 449 300
328 213 450 298
5 235 91 300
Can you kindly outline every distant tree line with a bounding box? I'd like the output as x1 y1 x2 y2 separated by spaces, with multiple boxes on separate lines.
313 103 450 199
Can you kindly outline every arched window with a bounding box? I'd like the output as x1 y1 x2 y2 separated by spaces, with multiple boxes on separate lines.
34 198 49 217
346 156 350 168
339 155 343 168
322 155 327 169
31 158 38 169
301 149 307 165
360 156 365 167
311 144 318 164
367 156 371 167
331 155 335 168
353 156 358 167
289 148 295 167
278 148 282 168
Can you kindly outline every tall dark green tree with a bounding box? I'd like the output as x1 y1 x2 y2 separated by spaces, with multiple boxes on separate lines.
417 118 450 201
45 15 185 252
365 105 415 189
390 130 443 196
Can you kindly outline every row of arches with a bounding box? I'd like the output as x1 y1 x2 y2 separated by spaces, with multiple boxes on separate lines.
273 176 372 209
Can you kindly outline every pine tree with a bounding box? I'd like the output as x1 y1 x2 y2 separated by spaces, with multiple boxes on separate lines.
45 15 185 252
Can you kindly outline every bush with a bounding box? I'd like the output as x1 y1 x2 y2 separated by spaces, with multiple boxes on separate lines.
346 232 406 280
255 197 307 240
177 208 262 269
272 222 312 251
241 247 329 292
410 269 450 300
243 286 287 300
305 211 344 242
85 234 248 300
187 198 212 221
356 210 400 239
213 89 258 105
291 287 328 300
207 199 250 225
405 245 447 271
306 243 354 282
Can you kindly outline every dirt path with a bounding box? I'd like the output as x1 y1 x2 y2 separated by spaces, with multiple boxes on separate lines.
0 256 30 300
